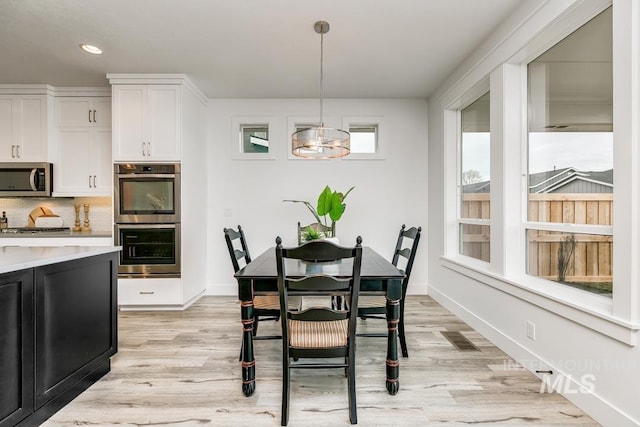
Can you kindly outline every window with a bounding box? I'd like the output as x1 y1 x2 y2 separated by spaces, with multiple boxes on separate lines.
231 116 277 160
341 116 384 159
241 125 269 154
460 92 490 261
526 8 612 296
349 125 377 154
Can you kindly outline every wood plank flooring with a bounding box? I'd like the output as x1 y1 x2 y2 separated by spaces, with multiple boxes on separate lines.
42 296 599 426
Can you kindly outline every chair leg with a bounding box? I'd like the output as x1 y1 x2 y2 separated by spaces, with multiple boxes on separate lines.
281 350 290 426
253 316 259 336
399 300 408 358
347 351 357 424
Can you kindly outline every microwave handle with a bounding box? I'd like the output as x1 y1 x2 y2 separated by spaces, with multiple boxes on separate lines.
29 168 38 191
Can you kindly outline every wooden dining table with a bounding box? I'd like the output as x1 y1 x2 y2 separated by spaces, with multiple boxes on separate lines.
235 245 405 397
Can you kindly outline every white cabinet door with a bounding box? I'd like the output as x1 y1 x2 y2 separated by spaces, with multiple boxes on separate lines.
0 98 16 160
112 86 145 160
55 97 112 127
92 128 112 193
0 96 48 162
56 129 91 193
92 97 112 127
146 86 181 160
17 97 47 161
112 85 180 161
54 128 112 196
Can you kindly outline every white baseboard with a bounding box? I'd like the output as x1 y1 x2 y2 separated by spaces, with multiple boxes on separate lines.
428 286 639 427
206 283 237 296
118 291 205 312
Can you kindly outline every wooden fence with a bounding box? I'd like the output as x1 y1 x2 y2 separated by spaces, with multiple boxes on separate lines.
462 193 613 284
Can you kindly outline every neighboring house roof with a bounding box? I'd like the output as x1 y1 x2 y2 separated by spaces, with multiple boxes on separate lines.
462 167 613 193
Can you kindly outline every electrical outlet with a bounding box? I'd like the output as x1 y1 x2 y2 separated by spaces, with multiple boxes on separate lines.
527 321 536 340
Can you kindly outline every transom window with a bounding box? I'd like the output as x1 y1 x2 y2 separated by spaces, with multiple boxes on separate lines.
349 125 377 154
240 125 269 154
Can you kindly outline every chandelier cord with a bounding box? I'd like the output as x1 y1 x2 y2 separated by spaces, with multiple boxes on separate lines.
319 28 324 128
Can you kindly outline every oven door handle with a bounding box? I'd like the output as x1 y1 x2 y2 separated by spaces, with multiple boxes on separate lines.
117 174 176 179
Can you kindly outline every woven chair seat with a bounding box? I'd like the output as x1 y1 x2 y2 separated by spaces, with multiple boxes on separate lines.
254 295 299 311
289 318 349 348
358 295 387 309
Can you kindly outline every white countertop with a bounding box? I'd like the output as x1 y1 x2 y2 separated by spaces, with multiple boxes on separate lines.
0 246 121 274
0 230 112 238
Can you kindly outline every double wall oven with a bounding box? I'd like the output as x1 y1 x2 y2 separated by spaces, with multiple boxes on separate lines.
114 163 181 278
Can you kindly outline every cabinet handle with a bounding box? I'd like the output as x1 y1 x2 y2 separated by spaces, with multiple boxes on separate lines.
139 291 155 295
147 142 151 156
89 109 92 123
11 145 16 158
16 145 20 158
93 109 97 123
142 142 146 156
89 175 92 187
92 175 97 188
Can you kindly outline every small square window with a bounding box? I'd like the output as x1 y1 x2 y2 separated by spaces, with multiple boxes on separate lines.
342 116 384 159
241 125 269 154
231 116 277 160
349 125 377 154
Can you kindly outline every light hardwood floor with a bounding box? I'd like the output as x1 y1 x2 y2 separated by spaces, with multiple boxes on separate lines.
43 296 599 426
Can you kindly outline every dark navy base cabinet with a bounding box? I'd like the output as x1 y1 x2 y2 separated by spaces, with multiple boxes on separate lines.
0 252 118 427
0 269 34 427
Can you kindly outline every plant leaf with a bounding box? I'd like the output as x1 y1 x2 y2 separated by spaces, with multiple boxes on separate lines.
329 198 346 222
316 185 333 216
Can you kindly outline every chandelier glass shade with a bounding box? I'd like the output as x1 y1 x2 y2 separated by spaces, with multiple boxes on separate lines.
291 21 350 159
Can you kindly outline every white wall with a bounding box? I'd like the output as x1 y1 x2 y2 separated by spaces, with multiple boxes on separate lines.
207 98 429 295
428 0 640 425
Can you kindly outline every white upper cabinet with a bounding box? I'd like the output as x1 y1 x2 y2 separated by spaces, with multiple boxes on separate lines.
55 97 111 127
111 85 181 161
54 127 112 196
0 95 50 162
52 95 112 197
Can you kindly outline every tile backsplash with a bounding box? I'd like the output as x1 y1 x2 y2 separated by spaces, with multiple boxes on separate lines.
0 197 112 233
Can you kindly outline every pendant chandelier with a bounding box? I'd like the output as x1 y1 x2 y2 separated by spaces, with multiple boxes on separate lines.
291 21 350 159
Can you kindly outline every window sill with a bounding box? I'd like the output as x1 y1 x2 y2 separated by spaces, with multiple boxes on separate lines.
440 255 640 346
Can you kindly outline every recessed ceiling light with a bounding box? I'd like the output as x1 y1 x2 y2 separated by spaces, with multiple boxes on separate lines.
80 44 103 55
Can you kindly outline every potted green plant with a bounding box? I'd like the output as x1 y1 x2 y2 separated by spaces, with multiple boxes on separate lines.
301 225 324 241
284 185 355 239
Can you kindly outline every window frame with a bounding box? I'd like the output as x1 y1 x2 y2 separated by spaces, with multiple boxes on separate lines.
231 116 278 160
341 116 386 160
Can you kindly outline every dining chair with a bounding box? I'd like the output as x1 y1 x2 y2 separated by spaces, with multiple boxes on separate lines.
297 221 335 244
357 224 422 358
276 236 363 426
224 226 300 359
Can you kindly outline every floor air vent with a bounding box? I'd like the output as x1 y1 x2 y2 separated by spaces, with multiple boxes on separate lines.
441 331 479 351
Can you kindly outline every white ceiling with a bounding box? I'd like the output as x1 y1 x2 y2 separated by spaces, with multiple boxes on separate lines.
0 0 524 99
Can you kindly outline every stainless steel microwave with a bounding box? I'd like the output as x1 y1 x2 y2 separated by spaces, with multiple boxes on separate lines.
0 162 53 197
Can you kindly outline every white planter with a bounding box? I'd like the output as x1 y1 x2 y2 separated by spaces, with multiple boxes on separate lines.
323 237 340 245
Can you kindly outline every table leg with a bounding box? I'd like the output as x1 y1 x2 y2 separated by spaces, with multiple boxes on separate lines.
240 297 256 396
386 297 400 395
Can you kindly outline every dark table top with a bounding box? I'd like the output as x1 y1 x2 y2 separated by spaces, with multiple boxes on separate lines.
235 246 404 281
